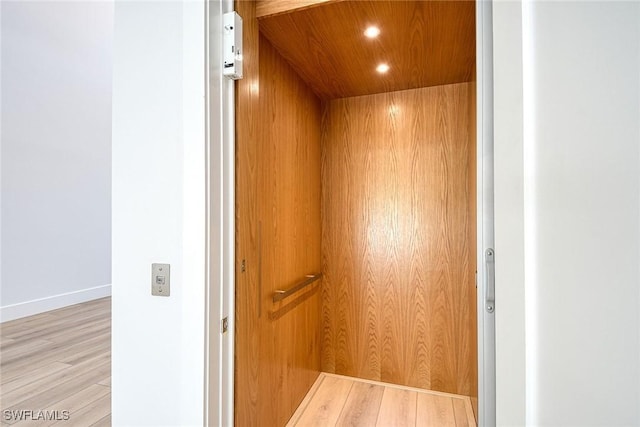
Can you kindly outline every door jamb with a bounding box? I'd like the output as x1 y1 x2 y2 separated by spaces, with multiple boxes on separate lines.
207 1 496 425
205 0 235 425
476 1 497 425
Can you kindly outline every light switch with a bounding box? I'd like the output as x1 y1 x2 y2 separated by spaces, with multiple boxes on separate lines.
152 263 170 296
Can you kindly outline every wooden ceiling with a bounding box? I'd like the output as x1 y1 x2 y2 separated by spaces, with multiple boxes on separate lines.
257 0 476 100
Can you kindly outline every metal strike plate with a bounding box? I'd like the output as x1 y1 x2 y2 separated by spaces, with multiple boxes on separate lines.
485 248 495 313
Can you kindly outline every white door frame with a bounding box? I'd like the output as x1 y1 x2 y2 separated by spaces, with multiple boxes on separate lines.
206 1 496 425
476 0 496 426
205 0 235 426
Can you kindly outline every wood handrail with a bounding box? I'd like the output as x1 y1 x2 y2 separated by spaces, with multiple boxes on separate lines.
272 273 322 302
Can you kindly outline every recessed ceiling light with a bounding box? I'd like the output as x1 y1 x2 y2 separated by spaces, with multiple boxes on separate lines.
364 26 380 38
376 63 390 73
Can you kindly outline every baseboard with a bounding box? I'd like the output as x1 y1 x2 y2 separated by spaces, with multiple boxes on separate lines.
0 284 111 323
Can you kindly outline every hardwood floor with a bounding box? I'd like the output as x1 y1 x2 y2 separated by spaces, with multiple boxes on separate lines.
0 298 477 426
0 298 111 426
287 373 476 427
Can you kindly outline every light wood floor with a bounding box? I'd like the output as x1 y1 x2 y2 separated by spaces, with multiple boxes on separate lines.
1 299 475 426
287 373 477 427
0 298 111 426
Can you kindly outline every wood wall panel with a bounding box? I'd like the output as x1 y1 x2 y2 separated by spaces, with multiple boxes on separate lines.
468 81 478 417
234 0 323 420
321 83 476 397
258 33 323 426
234 1 261 425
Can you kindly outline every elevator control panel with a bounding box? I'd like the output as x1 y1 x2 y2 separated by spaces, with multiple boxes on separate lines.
152 263 170 296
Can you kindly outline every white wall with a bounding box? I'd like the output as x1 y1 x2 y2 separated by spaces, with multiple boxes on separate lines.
494 1 640 425
526 1 640 425
111 1 207 425
493 1 527 425
0 1 113 321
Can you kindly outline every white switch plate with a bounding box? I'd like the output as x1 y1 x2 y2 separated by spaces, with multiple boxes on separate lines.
152 263 170 296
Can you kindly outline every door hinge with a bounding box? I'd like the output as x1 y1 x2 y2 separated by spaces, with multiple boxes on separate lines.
221 317 229 333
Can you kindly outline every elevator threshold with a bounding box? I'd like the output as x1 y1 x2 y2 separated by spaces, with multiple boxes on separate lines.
287 373 476 427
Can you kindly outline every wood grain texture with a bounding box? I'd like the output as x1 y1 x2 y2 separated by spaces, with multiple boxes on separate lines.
0 298 110 426
48 394 110 427
285 368 327 426
336 381 384 426
234 1 262 425
321 83 477 396
291 373 476 426
258 34 323 426
452 398 470 427
376 387 417 427
416 393 456 426
256 0 342 18
88 415 111 427
12 384 110 427
468 81 478 421
234 4 324 422
258 0 475 99
290 375 353 427
0 362 71 396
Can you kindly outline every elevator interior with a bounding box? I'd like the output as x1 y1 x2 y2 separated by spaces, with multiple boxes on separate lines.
234 1 477 424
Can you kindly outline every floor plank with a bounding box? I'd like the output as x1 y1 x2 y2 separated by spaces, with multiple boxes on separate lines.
416 393 456 426
1 331 108 382
3 312 109 342
1 355 109 410
49 394 110 427
293 375 353 426
0 362 71 394
0 337 15 347
336 381 384 426
376 387 417 426
0 339 54 364
293 373 476 427
89 414 111 427
452 398 470 427
43 317 110 343
1 314 58 336
12 384 110 427
0 298 111 426
286 370 326 426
